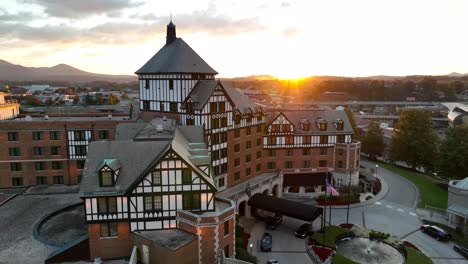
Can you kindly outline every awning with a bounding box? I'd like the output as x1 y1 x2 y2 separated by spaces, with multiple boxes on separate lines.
283 172 330 186
248 193 323 222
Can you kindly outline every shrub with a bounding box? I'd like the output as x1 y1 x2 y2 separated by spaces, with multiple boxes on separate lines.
235 247 257 264
235 237 244 249
235 224 244 238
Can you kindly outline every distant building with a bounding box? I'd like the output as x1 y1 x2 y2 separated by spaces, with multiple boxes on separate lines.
0 92 19 120
320 91 349 101
443 103 468 127
30 84 52 92
448 178 468 234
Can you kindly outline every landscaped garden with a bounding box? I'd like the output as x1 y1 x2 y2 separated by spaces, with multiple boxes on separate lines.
307 224 433 264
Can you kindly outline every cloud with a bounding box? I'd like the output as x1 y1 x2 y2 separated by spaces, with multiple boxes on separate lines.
30 0 143 18
0 10 41 21
281 1 291 8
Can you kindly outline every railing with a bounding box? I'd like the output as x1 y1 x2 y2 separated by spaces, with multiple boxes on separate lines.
283 167 333 174
425 205 447 216
5 99 18 104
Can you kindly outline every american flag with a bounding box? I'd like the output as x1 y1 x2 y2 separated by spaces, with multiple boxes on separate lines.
325 176 339 196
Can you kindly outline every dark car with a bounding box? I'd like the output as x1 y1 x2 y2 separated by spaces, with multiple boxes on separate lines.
295 223 312 238
453 245 468 259
420 225 451 241
266 260 279 264
265 215 283 230
261 232 273 252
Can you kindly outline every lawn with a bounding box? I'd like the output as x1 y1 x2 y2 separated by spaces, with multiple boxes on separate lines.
332 253 359 264
378 162 448 209
423 220 468 248
405 246 433 264
310 226 347 249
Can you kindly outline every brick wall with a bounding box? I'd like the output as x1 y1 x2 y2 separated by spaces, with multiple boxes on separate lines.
88 222 133 260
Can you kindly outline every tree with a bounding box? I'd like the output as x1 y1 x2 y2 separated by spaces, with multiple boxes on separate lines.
361 122 385 159
120 92 129 99
437 126 468 179
107 94 119 105
23 95 42 106
390 109 439 172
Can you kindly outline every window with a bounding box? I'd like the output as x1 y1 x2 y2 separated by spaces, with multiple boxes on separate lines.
160 102 165 111
210 102 218 113
245 154 251 163
267 162 276 169
247 115 252 123
145 79 150 89
256 151 262 159
36 176 47 185
256 163 262 172
246 127 251 135
53 175 64 184
320 135 328 144
337 149 344 156
319 160 327 167
224 221 230 236
246 168 251 177
336 121 344 131
286 136 294 144
10 162 22 171
100 223 118 237
211 117 219 129
267 136 277 145
256 138 262 146
234 158 240 167
281 124 290 132
234 172 240 181
50 146 60 155
271 124 281 132
152 171 161 185
303 136 311 144
302 122 310 131
338 161 343 168
100 171 113 186
9 147 20 156
52 161 63 170
33 131 43 140
246 141 251 149
186 118 194 125
303 160 311 168
98 130 110 140
145 196 162 212
212 134 219 145
183 193 201 210
337 135 345 143
50 131 61 140
218 177 225 187
182 169 191 184
220 132 227 142
234 129 240 138
169 79 174 90
286 149 293 156
303 148 310 155
8 132 19 141
143 100 150 110
12 177 23 186
320 148 328 155
234 144 240 152
257 125 262 133
212 150 219 160
285 161 293 168
218 102 225 112
77 160 86 169
234 116 241 125
35 162 46 170
170 102 177 112
33 147 44 156
74 131 87 141
319 121 327 131
75 146 87 156
268 150 276 157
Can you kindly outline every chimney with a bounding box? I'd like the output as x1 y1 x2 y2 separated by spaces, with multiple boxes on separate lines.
166 20 176 45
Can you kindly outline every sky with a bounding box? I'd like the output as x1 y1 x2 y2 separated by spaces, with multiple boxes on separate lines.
1 0 468 79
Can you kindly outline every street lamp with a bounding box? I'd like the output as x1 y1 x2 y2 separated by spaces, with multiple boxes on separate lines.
249 243 253 255
375 165 379 180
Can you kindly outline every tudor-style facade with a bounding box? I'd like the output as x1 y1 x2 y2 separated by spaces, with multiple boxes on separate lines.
80 119 235 263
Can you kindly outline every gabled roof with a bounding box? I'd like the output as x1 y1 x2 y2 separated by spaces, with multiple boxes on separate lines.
182 80 261 115
97 159 121 171
267 110 354 134
135 38 218 74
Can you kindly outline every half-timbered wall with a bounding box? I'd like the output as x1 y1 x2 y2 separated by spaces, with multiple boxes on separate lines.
263 134 352 148
68 130 92 159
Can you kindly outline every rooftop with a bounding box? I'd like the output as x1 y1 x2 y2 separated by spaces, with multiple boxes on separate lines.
133 229 197 251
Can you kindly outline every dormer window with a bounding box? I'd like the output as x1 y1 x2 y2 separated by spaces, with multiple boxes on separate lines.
316 118 327 131
301 120 311 131
281 124 290 132
97 159 120 187
335 119 344 131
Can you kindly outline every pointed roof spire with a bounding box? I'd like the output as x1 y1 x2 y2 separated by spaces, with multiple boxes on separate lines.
166 16 176 45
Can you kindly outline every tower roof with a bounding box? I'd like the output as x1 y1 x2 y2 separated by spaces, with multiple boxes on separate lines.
136 22 218 75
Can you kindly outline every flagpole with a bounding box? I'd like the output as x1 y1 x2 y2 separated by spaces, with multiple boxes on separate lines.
322 182 327 245
328 175 332 227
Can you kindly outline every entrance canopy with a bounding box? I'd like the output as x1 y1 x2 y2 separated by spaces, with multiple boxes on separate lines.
248 193 323 222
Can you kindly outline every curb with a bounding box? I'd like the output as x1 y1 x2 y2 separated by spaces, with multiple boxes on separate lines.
33 202 83 247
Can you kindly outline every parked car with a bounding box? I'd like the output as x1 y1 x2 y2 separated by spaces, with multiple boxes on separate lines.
261 232 273 252
265 215 283 230
266 260 279 264
295 223 312 238
420 225 451 241
453 245 468 259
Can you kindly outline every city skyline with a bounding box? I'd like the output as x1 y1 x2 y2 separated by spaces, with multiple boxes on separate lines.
1 0 468 78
